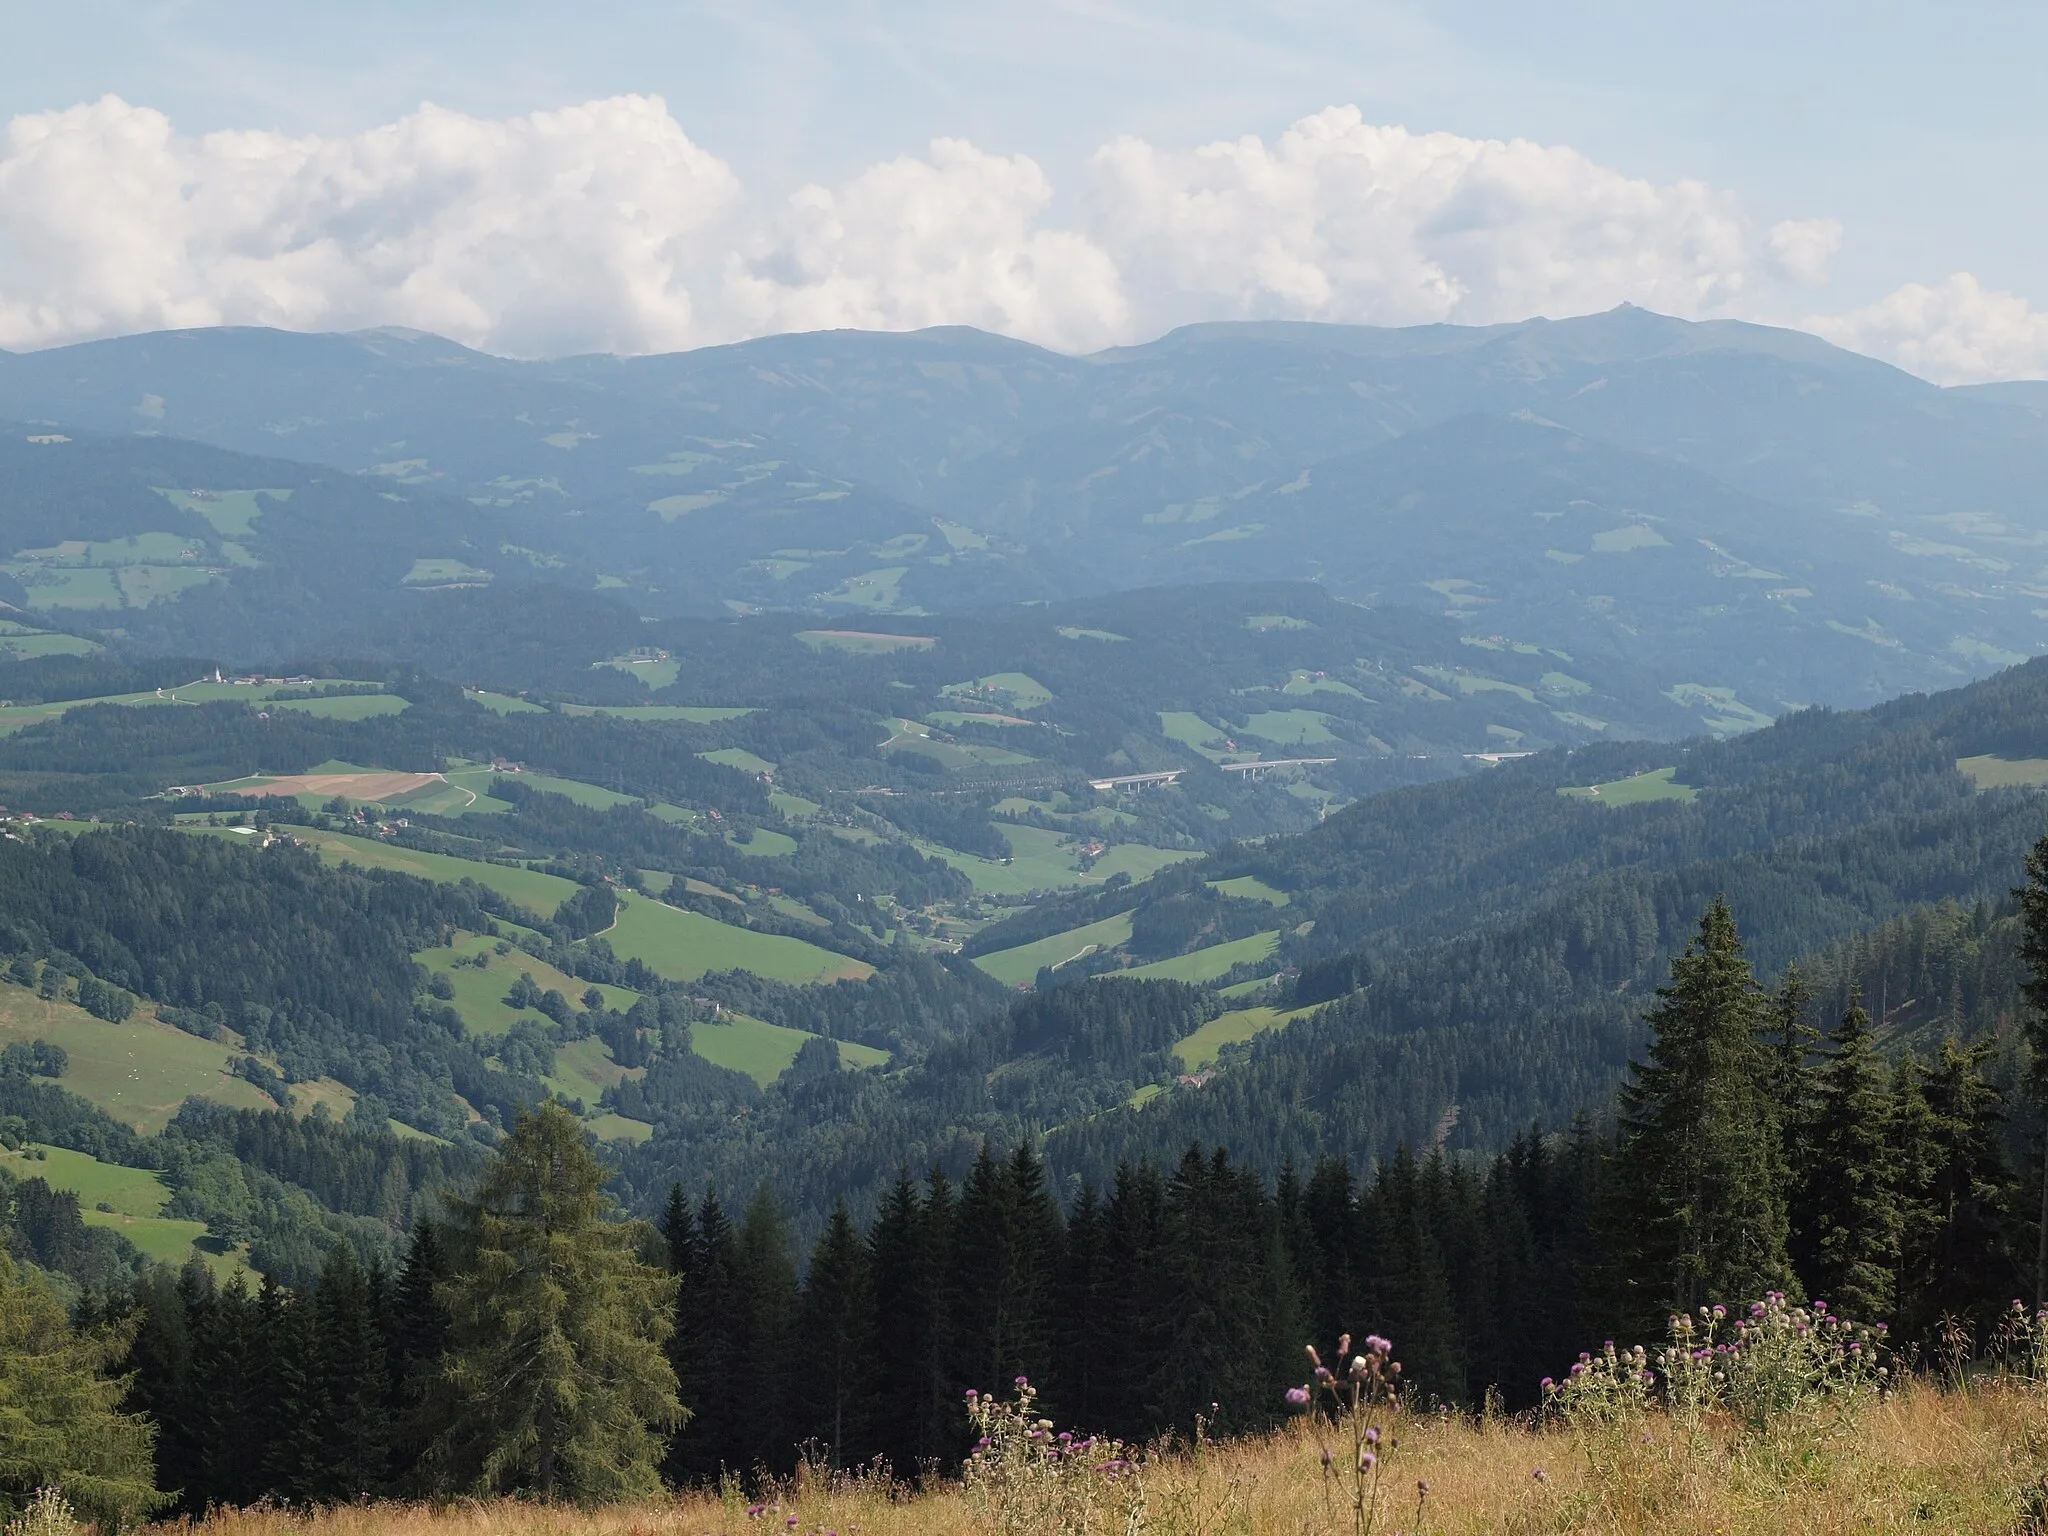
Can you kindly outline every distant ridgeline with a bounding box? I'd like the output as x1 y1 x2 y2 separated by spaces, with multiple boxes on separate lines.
3 310 2047 716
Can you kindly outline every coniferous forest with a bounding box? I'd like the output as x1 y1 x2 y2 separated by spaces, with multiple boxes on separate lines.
19 874 2028 1516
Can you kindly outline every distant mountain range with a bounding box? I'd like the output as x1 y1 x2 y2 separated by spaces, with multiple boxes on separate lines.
2 306 2046 727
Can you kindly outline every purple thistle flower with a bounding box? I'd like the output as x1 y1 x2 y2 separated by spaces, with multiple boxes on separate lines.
1286 1387 1310 1405
1365 1427 1380 1445
1359 1451 1376 1472
1532 1467 1548 1483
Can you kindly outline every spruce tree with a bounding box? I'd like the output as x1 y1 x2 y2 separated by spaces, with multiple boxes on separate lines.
867 1171 951 1477
1792 1005 1899 1319
666 1191 747 1482
797 1202 876 1467
1767 965 1821 1173
386 1224 452 1489
304 1246 392 1501
430 1103 680 1501
1606 899 1795 1332
949 1144 1060 1400
733 1185 800 1471
2012 829 2048 1305
1893 1040 2017 1336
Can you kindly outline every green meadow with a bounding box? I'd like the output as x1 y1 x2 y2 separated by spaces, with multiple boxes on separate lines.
0 987 274 1132
270 693 409 721
1957 754 2048 790
414 933 637 1036
1207 875 1290 905
1116 929 1282 984
699 747 776 775
0 1144 249 1280
690 1014 887 1087
464 689 547 715
600 894 872 985
972 912 1136 988
294 830 581 917
560 704 755 722
795 630 935 654
1171 1005 1302 1071
1558 765 1698 806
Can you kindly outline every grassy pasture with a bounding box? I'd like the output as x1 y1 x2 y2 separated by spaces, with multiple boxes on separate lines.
1092 844 1201 882
1244 613 1312 630
157 487 287 537
585 1113 655 1144
699 747 776 775
817 567 910 610
598 657 681 689
402 559 491 586
1115 929 1282 984
499 772 638 810
293 830 580 916
972 912 1135 987
1172 1005 1295 1070
545 1036 642 1111
1241 709 1338 745
1280 670 1365 698
796 630 935 654
600 894 871 985
0 1142 251 1279
560 704 755 722
690 1014 888 1087
0 629 98 658
0 987 274 1131
919 826 1193 898
1208 875 1290 906
726 827 797 857
1 1144 169 1215
942 673 1053 710
768 790 821 819
1158 710 1232 759
270 694 409 721
1957 754 2048 790
415 933 636 1037
464 689 547 715
1558 765 1698 806
1056 626 1126 641
881 718 1036 770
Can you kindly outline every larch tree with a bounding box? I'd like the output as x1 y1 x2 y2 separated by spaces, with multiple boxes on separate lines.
0 1253 164 1528
430 1103 680 1502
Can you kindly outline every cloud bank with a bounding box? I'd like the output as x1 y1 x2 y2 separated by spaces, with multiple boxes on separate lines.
0 93 2041 382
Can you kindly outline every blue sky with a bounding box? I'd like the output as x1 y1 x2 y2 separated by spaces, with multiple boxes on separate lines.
1 1 2042 375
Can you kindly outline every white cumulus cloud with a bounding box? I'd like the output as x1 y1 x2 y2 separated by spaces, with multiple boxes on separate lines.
1808 273 2048 385
726 139 1126 354
1 92 2042 383
1767 218 1843 287
1085 107 1755 333
0 93 740 356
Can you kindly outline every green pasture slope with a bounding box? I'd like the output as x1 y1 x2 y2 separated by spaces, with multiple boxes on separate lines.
0 1144 246 1280
692 1014 888 1087
1557 766 1698 806
973 913 1136 988
1116 929 1282 984
294 830 581 917
0 986 274 1132
602 893 873 985
415 933 637 1036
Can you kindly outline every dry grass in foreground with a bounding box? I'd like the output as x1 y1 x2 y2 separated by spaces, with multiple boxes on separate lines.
153 1380 2048 1536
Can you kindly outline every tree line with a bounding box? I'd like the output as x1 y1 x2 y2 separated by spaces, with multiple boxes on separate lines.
3 868 2046 1516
